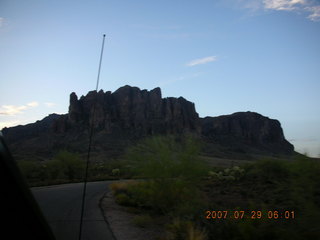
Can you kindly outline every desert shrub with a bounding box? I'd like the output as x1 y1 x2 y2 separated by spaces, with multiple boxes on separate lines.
243 158 291 183
124 179 203 214
203 157 320 240
114 193 133 205
110 180 139 195
88 162 110 179
18 160 47 182
111 168 120 176
110 181 142 206
47 150 84 181
208 165 245 181
166 218 207 240
45 159 66 180
123 136 208 214
88 158 133 180
132 214 153 228
18 150 85 185
126 135 207 180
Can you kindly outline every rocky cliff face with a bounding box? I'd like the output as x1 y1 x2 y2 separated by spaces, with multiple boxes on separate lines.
2 85 294 160
62 85 199 136
201 112 294 154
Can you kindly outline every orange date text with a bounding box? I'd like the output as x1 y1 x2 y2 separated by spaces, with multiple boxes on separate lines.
205 210 295 220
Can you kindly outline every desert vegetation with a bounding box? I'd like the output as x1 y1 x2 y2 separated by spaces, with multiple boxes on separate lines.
16 135 320 239
17 151 85 186
17 150 128 186
110 136 320 240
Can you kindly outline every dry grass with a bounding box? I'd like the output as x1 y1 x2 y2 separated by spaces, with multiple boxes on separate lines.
165 218 208 240
110 180 138 195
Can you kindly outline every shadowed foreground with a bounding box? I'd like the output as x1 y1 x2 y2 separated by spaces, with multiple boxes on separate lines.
32 181 115 240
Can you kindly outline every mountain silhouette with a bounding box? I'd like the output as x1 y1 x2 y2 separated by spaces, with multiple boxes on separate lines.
2 85 294 161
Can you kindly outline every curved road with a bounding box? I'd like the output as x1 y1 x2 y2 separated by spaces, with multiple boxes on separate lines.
32 181 116 240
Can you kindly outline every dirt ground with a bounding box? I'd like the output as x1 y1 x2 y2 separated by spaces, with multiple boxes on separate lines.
101 191 166 240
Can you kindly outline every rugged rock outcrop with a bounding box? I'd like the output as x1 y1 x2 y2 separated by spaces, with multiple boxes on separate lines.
1 85 294 160
201 112 294 154
2 114 64 160
3 114 61 143
62 85 199 136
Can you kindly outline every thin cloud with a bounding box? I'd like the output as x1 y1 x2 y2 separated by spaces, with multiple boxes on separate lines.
44 102 56 107
186 56 217 67
305 5 320 21
263 0 306 11
0 120 21 129
263 0 320 21
0 101 39 116
0 105 28 115
27 101 39 107
237 0 320 21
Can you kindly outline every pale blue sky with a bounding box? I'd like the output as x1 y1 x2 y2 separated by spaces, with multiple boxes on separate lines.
0 0 319 156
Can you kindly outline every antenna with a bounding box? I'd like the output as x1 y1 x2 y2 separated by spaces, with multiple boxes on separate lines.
96 34 106 91
78 34 106 240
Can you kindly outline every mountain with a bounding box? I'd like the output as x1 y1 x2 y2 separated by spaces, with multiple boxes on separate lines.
201 112 294 155
60 85 199 135
2 85 294 161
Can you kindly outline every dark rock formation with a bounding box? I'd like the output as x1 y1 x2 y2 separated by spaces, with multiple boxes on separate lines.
2 86 200 159
64 85 199 136
2 114 64 160
2 114 61 143
1 85 294 160
201 112 294 154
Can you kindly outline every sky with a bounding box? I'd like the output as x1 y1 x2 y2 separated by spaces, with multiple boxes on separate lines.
0 0 319 157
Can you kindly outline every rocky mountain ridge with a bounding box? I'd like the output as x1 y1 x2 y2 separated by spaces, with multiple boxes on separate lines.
57 85 199 136
2 85 294 160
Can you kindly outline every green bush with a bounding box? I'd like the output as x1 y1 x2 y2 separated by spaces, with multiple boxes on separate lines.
47 150 84 181
124 179 203 214
122 136 208 214
17 150 85 185
244 158 292 183
126 135 207 180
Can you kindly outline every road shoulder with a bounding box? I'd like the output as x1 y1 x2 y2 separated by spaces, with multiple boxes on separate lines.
101 191 165 240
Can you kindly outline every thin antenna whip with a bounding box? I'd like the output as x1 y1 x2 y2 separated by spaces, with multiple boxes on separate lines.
96 34 106 91
78 34 106 240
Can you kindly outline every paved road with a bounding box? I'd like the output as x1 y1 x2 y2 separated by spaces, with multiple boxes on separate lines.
32 181 116 240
